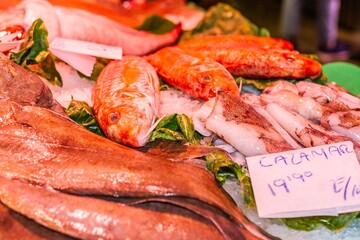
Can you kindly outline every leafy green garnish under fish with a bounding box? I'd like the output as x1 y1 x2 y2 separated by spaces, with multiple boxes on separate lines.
149 114 200 143
65 99 104 137
281 212 359 231
179 2 270 42
10 18 62 86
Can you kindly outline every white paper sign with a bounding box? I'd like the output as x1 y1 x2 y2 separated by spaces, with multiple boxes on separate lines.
246 141 360 218
49 37 123 76
50 37 122 60
50 48 96 77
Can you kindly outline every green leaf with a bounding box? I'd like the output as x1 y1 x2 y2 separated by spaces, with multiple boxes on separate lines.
148 128 186 142
10 18 62 86
176 114 199 145
179 2 268 42
136 14 176 34
205 150 242 184
281 212 359 231
65 99 104 136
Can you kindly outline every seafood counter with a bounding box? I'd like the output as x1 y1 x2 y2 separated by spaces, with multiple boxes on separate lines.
0 0 360 239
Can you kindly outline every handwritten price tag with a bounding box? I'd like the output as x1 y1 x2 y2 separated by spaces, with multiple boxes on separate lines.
49 37 123 76
246 141 360 218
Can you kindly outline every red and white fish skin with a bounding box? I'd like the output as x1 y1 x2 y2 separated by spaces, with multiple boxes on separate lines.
93 56 160 148
181 47 322 79
177 34 295 51
13 0 181 55
146 47 239 101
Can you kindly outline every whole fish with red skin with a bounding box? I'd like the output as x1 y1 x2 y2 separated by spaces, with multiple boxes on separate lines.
0 100 275 240
179 47 322 79
177 34 294 50
146 47 239 100
93 56 160 147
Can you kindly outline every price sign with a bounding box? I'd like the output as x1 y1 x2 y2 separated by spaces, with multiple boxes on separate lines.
246 141 360 218
50 37 122 60
49 37 123 76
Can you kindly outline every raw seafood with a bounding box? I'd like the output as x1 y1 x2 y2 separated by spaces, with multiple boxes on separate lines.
296 81 360 110
0 54 65 115
206 91 294 156
146 46 239 100
261 81 360 143
321 110 360 144
265 103 360 160
177 34 294 50
0 203 73 240
177 35 321 79
180 47 322 79
0 177 227 240
93 56 160 147
261 80 329 121
3 0 181 55
0 100 274 239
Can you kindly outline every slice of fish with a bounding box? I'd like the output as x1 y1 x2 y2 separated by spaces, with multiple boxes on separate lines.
0 100 276 240
180 47 322 79
0 177 225 240
178 34 294 50
93 56 160 147
14 0 181 55
0 55 65 115
206 91 294 156
0 203 74 240
146 47 239 100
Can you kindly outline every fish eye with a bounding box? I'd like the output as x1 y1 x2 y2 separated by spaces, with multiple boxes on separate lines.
204 75 211 81
108 112 120 124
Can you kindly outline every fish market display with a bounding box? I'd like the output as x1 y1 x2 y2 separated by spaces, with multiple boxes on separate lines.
0 1 360 239
146 46 239 100
93 56 160 147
